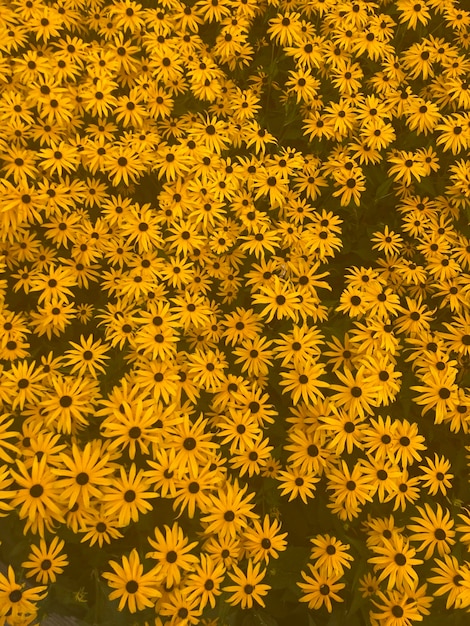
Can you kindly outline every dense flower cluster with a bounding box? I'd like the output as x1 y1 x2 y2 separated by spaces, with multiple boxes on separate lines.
0 0 470 624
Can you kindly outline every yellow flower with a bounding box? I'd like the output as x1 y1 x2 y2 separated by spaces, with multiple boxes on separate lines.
298 564 345 612
223 559 270 609
22 536 69 584
146 522 198 587
368 533 423 590
103 549 161 613
0 565 46 622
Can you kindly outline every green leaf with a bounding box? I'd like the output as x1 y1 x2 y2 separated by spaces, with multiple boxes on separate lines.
374 177 393 202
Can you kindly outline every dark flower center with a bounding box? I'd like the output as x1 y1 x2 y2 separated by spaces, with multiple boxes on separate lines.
351 386 362 397
166 550 177 563
125 580 139 593
188 481 199 494
9 589 22 602
30 484 44 497
129 426 141 439
124 489 136 502
183 437 196 450
76 472 89 485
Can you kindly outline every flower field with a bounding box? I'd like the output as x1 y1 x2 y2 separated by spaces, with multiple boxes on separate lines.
0 0 470 624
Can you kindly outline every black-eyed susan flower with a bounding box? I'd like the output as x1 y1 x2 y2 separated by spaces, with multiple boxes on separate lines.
239 227 282 259
329 366 380 419
318 408 367 455
10 455 65 536
22 536 68 584
133 358 180 404
280 361 329 406
185 553 225 610
230 433 273 478
371 225 404 257
1 144 39 185
436 113 470 154
0 565 46 623
216 409 260 454
80 507 123 548
368 533 423 590
39 374 96 434
370 587 424 626
387 469 421 512
0 413 19 463
387 150 428 186
391 419 426 469
363 284 403 320
273 324 323 368
297 564 345 613
146 446 179 500
102 549 161 614
103 144 147 186
251 276 301 323
233 335 274 378
428 554 467 610
405 97 441 135
360 456 401 503
0 464 13 517
364 514 405 550
412 367 459 424
101 463 157 527
267 12 303 46
221 307 263 347
358 572 380 598
29 299 77 340
172 462 219 519
419 453 453 496
284 426 330 476
119 203 162 254
168 412 218 475
204 534 242 571
326 460 374 520
52 441 113 509
31 265 77 305
241 515 287 564
2 360 45 411
309 534 353 577
202 477 258 539
223 559 270 610
394 297 434 337
332 167 367 206
100 398 164 459
146 522 198 588
63 334 110 378
408 503 456 560
187 348 228 392
277 465 320 504
336 285 368 318
159 587 202 625
170 290 213 331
